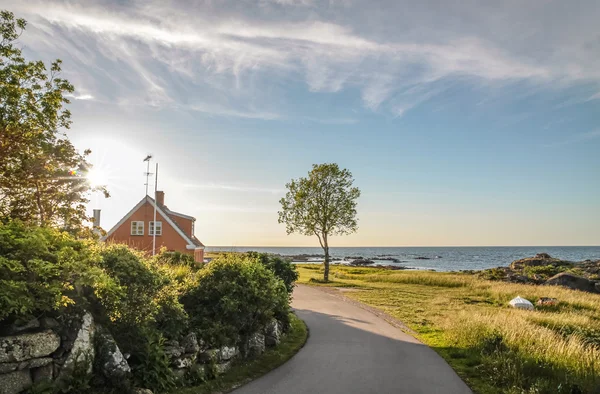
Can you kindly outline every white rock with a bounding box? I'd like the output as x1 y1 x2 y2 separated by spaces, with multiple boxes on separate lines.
60 312 95 376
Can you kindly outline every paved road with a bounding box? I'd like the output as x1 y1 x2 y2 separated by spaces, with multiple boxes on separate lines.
234 285 472 394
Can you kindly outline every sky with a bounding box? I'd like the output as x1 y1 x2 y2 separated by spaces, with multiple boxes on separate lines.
4 0 600 247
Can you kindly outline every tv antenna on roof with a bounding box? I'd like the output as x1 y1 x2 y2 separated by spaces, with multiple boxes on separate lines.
143 154 153 196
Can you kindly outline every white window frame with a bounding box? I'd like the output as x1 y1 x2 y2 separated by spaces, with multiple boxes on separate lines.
130 221 144 236
149 221 162 236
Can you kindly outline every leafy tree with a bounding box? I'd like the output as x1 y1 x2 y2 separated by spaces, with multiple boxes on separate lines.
0 10 106 231
278 163 360 282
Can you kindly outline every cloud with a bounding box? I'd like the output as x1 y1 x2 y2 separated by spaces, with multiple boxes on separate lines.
543 129 600 148
7 0 600 117
66 93 95 100
182 183 284 194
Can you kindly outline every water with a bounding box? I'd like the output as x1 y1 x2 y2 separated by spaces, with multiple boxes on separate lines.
205 246 600 271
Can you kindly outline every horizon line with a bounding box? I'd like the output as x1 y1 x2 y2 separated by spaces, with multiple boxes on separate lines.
206 245 600 248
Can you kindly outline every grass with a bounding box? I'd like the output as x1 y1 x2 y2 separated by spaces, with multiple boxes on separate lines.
298 264 600 394
176 313 308 394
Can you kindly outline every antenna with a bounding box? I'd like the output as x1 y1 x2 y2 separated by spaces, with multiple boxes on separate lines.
143 154 153 196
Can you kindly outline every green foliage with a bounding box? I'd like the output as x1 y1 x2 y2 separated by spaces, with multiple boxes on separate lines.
0 220 104 324
522 265 567 279
247 252 298 295
155 249 197 267
182 254 289 347
278 163 360 282
130 334 177 392
0 10 107 230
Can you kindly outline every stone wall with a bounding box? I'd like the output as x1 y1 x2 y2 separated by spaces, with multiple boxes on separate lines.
0 314 284 394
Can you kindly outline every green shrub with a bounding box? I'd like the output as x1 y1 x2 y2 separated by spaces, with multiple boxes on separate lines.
154 249 197 267
181 254 289 347
247 252 298 295
130 333 177 392
0 221 105 324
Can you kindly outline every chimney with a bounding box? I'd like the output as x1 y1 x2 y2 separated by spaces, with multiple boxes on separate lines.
156 190 165 206
92 209 101 234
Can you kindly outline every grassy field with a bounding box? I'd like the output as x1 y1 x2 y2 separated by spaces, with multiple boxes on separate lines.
297 264 600 394
177 313 307 394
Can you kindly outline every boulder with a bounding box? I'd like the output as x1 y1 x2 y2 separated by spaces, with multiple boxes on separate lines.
132 389 154 394
218 346 238 362
264 319 281 347
95 330 131 385
0 370 32 394
0 330 61 363
350 259 375 266
163 340 184 359
537 297 559 306
32 364 54 383
214 361 232 375
1 319 40 336
181 333 201 354
544 273 598 293
58 312 95 377
197 349 218 364
510 253 571 270
243 333 265 359
39 317 60 330
507 273 530 284
171 355 195 369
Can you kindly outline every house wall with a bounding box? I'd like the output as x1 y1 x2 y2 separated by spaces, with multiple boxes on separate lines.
106 201 192 255
194 248 204 263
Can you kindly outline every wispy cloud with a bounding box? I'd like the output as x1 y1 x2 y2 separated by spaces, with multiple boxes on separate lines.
7 0 600 118
182 183 284 194
543 129 600 148
66 93 95 100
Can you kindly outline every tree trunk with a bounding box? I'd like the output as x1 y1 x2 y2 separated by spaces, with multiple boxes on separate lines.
323 233 330 282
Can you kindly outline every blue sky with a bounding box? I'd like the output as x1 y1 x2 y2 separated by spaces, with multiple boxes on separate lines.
5 0 600 246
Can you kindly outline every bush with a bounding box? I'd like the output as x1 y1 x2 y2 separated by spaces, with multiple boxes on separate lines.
247 252 298 296
181 254 289 347
0 221 105 324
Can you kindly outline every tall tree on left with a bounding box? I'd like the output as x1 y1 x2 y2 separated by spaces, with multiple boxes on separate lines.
0 10 107 231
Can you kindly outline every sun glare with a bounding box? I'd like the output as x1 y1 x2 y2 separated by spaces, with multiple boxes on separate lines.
86 168 109 188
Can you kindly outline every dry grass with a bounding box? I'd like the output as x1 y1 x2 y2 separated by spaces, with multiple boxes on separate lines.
297 264 600 394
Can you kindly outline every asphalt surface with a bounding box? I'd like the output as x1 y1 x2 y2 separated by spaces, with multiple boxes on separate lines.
233 285 472 394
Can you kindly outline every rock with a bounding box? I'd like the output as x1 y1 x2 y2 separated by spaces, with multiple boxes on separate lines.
510 253 571 270
507 273 530 284
19 357 53 370
181 333 200 354
32 364 54 383
0 330 61 363
172 355 194 369
545 273 598 293
197 349 217 364
596 282 600 293
132 388 153 394
3 319 40 335
0 363 17 374
218 346 238 362
350 259 375 266
0 370 32 394
39 317 60 330
59 312 95 377
264 319 281 347
95 330 131 385
163 340 184 359
414 257 431 260
243 333 265 359
214 361 232 375
537 297 559 306
132 389 154 394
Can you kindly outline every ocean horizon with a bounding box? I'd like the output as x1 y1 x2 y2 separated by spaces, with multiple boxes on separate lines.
206 246 600 271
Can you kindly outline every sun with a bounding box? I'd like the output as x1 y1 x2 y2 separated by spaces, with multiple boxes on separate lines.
86 168 109 188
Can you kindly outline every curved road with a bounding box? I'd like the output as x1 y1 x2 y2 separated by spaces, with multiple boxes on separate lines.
234 285 471 394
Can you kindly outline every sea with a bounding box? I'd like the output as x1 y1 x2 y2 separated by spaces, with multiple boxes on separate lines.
205 246 600 272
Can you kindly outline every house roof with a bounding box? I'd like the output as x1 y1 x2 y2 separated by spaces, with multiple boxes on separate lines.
101 195 205 249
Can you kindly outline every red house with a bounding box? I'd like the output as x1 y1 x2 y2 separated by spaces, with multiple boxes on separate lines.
101 191 205 262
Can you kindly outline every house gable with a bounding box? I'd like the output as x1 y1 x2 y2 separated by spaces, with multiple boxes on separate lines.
102 196 204 251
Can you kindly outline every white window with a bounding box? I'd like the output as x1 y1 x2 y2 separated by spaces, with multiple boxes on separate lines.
130 221 144 235
149 221 162 236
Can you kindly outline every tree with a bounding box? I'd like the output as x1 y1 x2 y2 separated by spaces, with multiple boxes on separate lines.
0 10 106 231
278 163 360 282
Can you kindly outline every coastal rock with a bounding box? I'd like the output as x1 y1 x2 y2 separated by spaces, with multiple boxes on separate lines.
510 253 571 270
0 330 61 363
414 257 431 260
544 273 598 293
350 259 375 266
507 273 530 284
0 370 32 394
